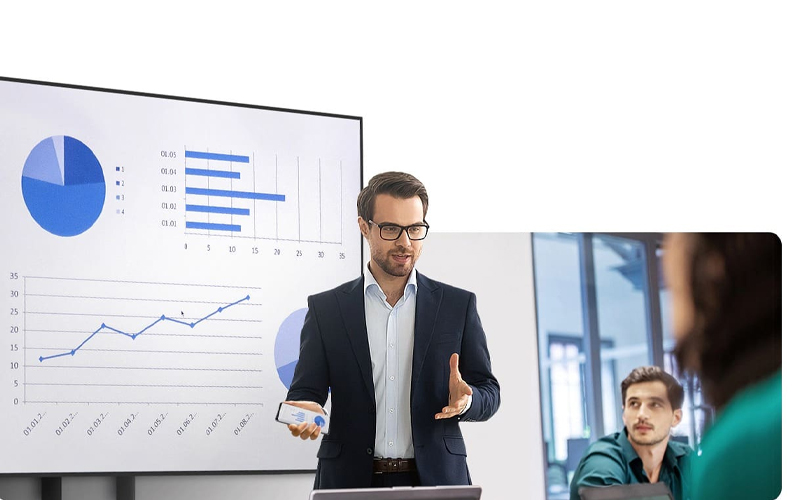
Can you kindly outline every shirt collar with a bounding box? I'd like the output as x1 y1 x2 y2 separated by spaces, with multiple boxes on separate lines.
618 429 642 466
618 429 687 469
364 262 417 300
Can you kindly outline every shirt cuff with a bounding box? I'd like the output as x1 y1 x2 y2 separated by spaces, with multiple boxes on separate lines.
459 392 473 415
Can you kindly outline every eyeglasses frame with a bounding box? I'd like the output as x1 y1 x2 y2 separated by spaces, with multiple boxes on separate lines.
367 219 430 241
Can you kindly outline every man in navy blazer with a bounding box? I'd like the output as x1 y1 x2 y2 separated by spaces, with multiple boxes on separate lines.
284 171 500 489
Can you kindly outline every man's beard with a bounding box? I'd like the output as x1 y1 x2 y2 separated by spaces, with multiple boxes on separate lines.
373 250 414 277
629 426 669 447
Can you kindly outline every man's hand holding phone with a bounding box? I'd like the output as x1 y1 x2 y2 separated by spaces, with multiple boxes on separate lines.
277 401 326 440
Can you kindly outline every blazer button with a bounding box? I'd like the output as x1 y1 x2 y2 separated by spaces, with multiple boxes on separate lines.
366 448 373 455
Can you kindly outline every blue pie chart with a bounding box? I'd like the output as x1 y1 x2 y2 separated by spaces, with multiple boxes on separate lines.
275 308 308 390
21 135 106 237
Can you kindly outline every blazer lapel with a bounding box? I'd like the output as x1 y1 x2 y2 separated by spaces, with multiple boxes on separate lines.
335 276 376 408
412 272 442 386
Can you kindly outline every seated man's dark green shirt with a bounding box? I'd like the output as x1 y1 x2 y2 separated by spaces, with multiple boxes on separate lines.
569 429 692 500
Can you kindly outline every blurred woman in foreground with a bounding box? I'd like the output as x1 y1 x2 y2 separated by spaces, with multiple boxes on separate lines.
663 233 781 500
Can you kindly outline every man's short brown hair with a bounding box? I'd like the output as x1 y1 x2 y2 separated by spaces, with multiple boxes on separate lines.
621 366 684 410
357 172 428 222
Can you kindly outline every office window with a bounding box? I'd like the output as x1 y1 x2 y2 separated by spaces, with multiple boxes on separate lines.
548 338 585 461
533 233 583 498
592 235 650 435
533 233 698 500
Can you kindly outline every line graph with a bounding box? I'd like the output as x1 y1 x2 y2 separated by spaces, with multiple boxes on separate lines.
38 296 251 362
21 276 265 406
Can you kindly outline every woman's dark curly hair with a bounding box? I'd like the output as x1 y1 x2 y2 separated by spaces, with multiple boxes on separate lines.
674 233 781 410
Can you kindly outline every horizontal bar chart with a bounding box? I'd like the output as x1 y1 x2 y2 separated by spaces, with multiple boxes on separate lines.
182 147 346 244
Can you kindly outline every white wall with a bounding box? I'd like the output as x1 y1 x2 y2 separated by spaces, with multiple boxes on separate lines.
417 232 545 500
0 232 543 500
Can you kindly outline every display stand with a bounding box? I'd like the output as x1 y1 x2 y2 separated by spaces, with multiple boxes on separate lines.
41 477 61 500
117 476 135 500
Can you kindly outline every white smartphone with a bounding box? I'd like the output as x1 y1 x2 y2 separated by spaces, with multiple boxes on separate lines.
275 402 329 435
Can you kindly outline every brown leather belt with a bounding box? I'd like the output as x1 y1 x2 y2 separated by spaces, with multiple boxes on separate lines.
373 458 416 474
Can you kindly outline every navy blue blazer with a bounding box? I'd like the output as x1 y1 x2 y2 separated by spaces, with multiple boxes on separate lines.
286 272 500 489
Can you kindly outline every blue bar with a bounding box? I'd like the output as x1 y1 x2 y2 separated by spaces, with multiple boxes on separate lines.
186 221 242 232
185 168 241 179
185 151 250 163
186 187 286 202
186 204 250 216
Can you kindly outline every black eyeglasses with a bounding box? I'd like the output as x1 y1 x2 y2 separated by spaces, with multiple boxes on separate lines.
368 220 430 241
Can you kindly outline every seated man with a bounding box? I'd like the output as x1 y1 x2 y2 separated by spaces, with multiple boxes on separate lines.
569 366 692 500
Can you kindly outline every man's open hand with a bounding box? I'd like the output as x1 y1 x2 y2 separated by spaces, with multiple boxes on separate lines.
435 353 473 419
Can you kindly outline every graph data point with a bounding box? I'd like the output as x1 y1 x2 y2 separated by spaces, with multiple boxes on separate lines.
246 295 250 300
132 334 137 340
71 350 76 356
190 323 195 328
39 356 43 362
161 314 166 320
218 307 223 312
101 323 106 328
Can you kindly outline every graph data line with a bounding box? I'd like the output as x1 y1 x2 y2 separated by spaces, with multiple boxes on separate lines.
186 221 242 232
44 352 73 361
164 317 194 327
185 150 249 163
75 329 102 350
186 187 286 202
104 325 128 336
38 295 251 362
186 204 250 216
139 318 163 334
185 168 240 179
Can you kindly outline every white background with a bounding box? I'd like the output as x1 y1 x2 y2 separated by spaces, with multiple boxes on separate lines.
1 1 796 499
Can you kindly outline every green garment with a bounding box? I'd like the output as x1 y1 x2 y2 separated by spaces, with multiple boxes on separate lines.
690 370 782 500
569 429 692 500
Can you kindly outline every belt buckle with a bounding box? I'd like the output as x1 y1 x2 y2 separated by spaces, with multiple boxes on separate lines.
374 457 410 474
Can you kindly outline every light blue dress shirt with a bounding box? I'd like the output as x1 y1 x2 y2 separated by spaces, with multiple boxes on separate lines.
364 264 417 459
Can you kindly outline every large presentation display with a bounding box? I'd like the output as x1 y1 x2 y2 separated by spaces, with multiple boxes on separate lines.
0 77 362 474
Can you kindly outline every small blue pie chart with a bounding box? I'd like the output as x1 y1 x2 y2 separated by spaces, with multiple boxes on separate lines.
275 308 308 390
21 135 106 237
